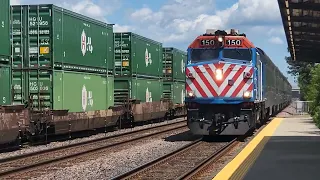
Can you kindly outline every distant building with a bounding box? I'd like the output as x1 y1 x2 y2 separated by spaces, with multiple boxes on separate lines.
292 87 301 100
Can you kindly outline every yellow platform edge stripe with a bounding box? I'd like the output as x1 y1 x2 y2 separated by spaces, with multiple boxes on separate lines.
213 118 283 180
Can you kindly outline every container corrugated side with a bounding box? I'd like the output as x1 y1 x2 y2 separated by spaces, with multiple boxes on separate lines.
0 0 10 63
162 81 185 104
106 27 114 73
12 69 113 112
11 4 113 73
163 47 187 80
0 65 12 105
114 77 163 105
173 81 185 105
53 71 114 112
163 82 172 101
114 32 163 78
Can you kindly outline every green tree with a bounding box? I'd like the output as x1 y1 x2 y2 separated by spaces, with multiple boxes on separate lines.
304 65 320 125
285 50 314 100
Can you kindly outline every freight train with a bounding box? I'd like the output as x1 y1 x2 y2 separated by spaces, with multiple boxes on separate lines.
185 29 292 136
0 4 186 146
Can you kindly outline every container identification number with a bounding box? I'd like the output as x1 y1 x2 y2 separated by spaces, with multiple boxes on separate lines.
114 41 129 48
29 82 49 91
29 17 49 27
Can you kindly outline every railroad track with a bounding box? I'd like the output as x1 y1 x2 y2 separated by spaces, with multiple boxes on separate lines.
0 119 188 179
112 137 239 180
181 121 271 180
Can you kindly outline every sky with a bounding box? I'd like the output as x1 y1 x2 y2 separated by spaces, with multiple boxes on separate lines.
10 0 297 88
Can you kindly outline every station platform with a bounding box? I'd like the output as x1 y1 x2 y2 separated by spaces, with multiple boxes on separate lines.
213 107 320 180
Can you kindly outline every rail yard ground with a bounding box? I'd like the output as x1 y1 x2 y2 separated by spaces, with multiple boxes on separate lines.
0 104 297 179
0 118 187 159
0 118 197 179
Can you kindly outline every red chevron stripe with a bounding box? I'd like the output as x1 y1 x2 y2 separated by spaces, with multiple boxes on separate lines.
247 83 254 91
217 64 236 87
231 67 254 97
186 68 207 98
214 62 224 69
186 82 192 92
202 64 215 81
194 66 218 97
220 65 246 97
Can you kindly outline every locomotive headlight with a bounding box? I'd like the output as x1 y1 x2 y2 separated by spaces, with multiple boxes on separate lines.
188 91 195 97
243 91 251 98
218 36 223 42
215 69 223 80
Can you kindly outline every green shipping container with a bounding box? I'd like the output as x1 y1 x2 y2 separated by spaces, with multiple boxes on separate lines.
114 77 163 106
163 81 185 105
114 32 163 77
11 4 114 72
0 0 10 63
163 47 187 80
0 65 12 105
12 70 114 112
163 82 172 101
173 81 185 105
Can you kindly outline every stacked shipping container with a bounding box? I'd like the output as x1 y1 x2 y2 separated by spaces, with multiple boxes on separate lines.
0 3 188 145
113 32 163 105
0 0 11 106
11 4 114 111
162 47 187 105
7 4 187 112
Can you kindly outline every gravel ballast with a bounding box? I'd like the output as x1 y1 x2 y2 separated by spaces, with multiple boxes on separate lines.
31 130 196 180
0 118 185 160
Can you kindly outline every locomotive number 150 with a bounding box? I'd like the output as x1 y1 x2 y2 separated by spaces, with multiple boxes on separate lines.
200 39 215 46
225 39 242 46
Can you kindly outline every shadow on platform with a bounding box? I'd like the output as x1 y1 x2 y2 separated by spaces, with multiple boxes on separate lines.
236 135 320 180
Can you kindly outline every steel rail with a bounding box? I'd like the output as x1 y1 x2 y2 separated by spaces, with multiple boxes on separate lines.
112 138 204 180
0 120 187 178
178 138 239 179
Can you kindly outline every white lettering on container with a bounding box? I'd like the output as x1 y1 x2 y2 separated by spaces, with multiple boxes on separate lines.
29 16 49 27
114 41 129 48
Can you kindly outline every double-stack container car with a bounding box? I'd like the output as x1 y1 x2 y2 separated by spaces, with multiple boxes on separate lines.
4 4 119 143
162 47 187 118
113 32 170 123
0 0 27 146
0 0 12 106
11 4 114 109
0 4 187 146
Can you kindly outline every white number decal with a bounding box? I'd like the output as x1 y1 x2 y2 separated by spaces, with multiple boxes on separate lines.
200 39 215 46
226 39 242 46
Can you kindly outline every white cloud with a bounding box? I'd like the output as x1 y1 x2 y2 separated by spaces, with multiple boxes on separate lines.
61 0 105 21
227 0 281 26
10 0 285 48
130 8 154 22
10 0 20 5
10 0 122 22
269 36 284 45
113 24 133 32
127 0 283 45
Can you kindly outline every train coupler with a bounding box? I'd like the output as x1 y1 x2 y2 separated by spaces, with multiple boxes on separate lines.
219 115 249 129
233 117 240 129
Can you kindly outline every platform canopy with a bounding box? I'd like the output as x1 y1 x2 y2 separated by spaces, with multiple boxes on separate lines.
278 0 320 62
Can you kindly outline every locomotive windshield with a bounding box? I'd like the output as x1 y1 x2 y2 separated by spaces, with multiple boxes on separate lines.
190 49 219 63
222 48 252 61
